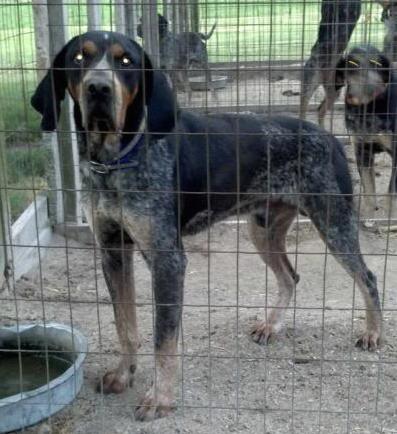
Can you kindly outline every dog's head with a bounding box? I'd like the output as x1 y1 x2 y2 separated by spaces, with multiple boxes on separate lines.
335 45 391 106
31 31 175 156
137 14 169 40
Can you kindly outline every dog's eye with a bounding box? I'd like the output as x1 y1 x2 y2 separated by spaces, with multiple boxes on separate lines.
121 56 132 66
370 59 383 67
74 52 84 63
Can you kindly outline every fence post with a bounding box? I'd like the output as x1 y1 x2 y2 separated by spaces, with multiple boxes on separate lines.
32 0 50 81
163 0 171 23
141 0 160 68
190 0 200 33
87 0 101 30
178 0 189 32
125 0 138 39
115 1 126 34
0 113 12 291
47 0 78 224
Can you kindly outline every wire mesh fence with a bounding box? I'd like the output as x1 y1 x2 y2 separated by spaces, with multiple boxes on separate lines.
0 1 396 433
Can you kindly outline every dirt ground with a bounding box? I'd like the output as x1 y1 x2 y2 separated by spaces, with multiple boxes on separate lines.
2 219 397 434
2 79 397 433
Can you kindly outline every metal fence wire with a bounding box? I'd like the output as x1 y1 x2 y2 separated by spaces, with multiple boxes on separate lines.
0 1 396 433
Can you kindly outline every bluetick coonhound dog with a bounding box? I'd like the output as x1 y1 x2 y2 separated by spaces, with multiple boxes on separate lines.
301 0 362 126
137 13 216 97
336 44 397 220
31 31 382 421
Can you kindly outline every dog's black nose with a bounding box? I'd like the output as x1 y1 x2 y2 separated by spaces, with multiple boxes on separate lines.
85 79 112 99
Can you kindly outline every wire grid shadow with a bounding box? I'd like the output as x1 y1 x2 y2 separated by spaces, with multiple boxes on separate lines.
0 1 396 433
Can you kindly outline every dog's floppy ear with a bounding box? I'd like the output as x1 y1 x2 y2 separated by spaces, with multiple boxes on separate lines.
335 56 347 90
143 52 177 135
378 52 391 82
31 37 77 131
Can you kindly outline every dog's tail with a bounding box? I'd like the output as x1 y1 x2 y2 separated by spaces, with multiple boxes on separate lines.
199 22 217 40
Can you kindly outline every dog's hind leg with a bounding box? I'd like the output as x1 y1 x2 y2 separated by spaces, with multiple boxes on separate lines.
318 80 340 128
300 56 321 122
388 141 397 219
304 193 382 350
97 231 139 394
249 203 299 345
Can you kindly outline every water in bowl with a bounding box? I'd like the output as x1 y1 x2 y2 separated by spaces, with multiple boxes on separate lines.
0 351 72 399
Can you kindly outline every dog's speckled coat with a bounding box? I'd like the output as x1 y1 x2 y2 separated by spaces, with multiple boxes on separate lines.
31 31 382 422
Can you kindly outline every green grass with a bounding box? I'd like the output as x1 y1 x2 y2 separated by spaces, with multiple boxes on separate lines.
5 145 50 222
0 1 387 66
6 145 50 185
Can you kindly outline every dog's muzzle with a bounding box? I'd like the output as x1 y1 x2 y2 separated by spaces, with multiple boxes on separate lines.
84 76 115 131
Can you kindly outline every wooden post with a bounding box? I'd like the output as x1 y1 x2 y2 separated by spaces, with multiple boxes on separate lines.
163 0 171 23
47 0 78 224
178 1 189 33
0 113 12 291
171 2 179 37
114 1 126 34
87 0 101 30
141 0 160 68
32 0 50 81
190 0 200 33
125 0 137 39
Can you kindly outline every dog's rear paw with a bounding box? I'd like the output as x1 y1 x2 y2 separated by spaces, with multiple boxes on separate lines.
134 390 174 421
97 368 134 394
362 219 377 230
251 321 277 345
356 331 381 351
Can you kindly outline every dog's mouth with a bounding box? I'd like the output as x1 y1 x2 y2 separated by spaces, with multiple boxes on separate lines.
345 94 362 105
346 84 386 106
88 116 115 133
85 111 122 155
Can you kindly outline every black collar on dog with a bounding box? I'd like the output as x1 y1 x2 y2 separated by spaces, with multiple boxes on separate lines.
90 118 146 175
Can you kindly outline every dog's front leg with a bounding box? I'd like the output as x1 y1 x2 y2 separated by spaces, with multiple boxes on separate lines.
135 245 186 421
354 140 377 223
389 139 397 219
98 241 139 394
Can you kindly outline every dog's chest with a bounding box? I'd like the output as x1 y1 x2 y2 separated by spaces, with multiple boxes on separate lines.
79 143 174 250
346 110 395 153
349 130 394 153
81 176 154 250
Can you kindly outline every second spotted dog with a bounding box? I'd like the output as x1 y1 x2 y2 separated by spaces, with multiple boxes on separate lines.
336 44 397 221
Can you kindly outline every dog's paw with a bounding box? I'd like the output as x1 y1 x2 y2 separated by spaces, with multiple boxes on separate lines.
250 321 277 345
356 331 381 351
97 367 135 394
134 389 174 421
362 219 377 229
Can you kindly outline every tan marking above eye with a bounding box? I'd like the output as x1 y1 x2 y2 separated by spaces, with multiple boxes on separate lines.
370 59 383 67
82 40 98 56
109 43 125 58
348 59 359 67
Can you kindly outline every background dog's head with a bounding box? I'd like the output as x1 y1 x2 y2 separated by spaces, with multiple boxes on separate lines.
31 31 176 155
335 45 391 106
137 14 169 40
